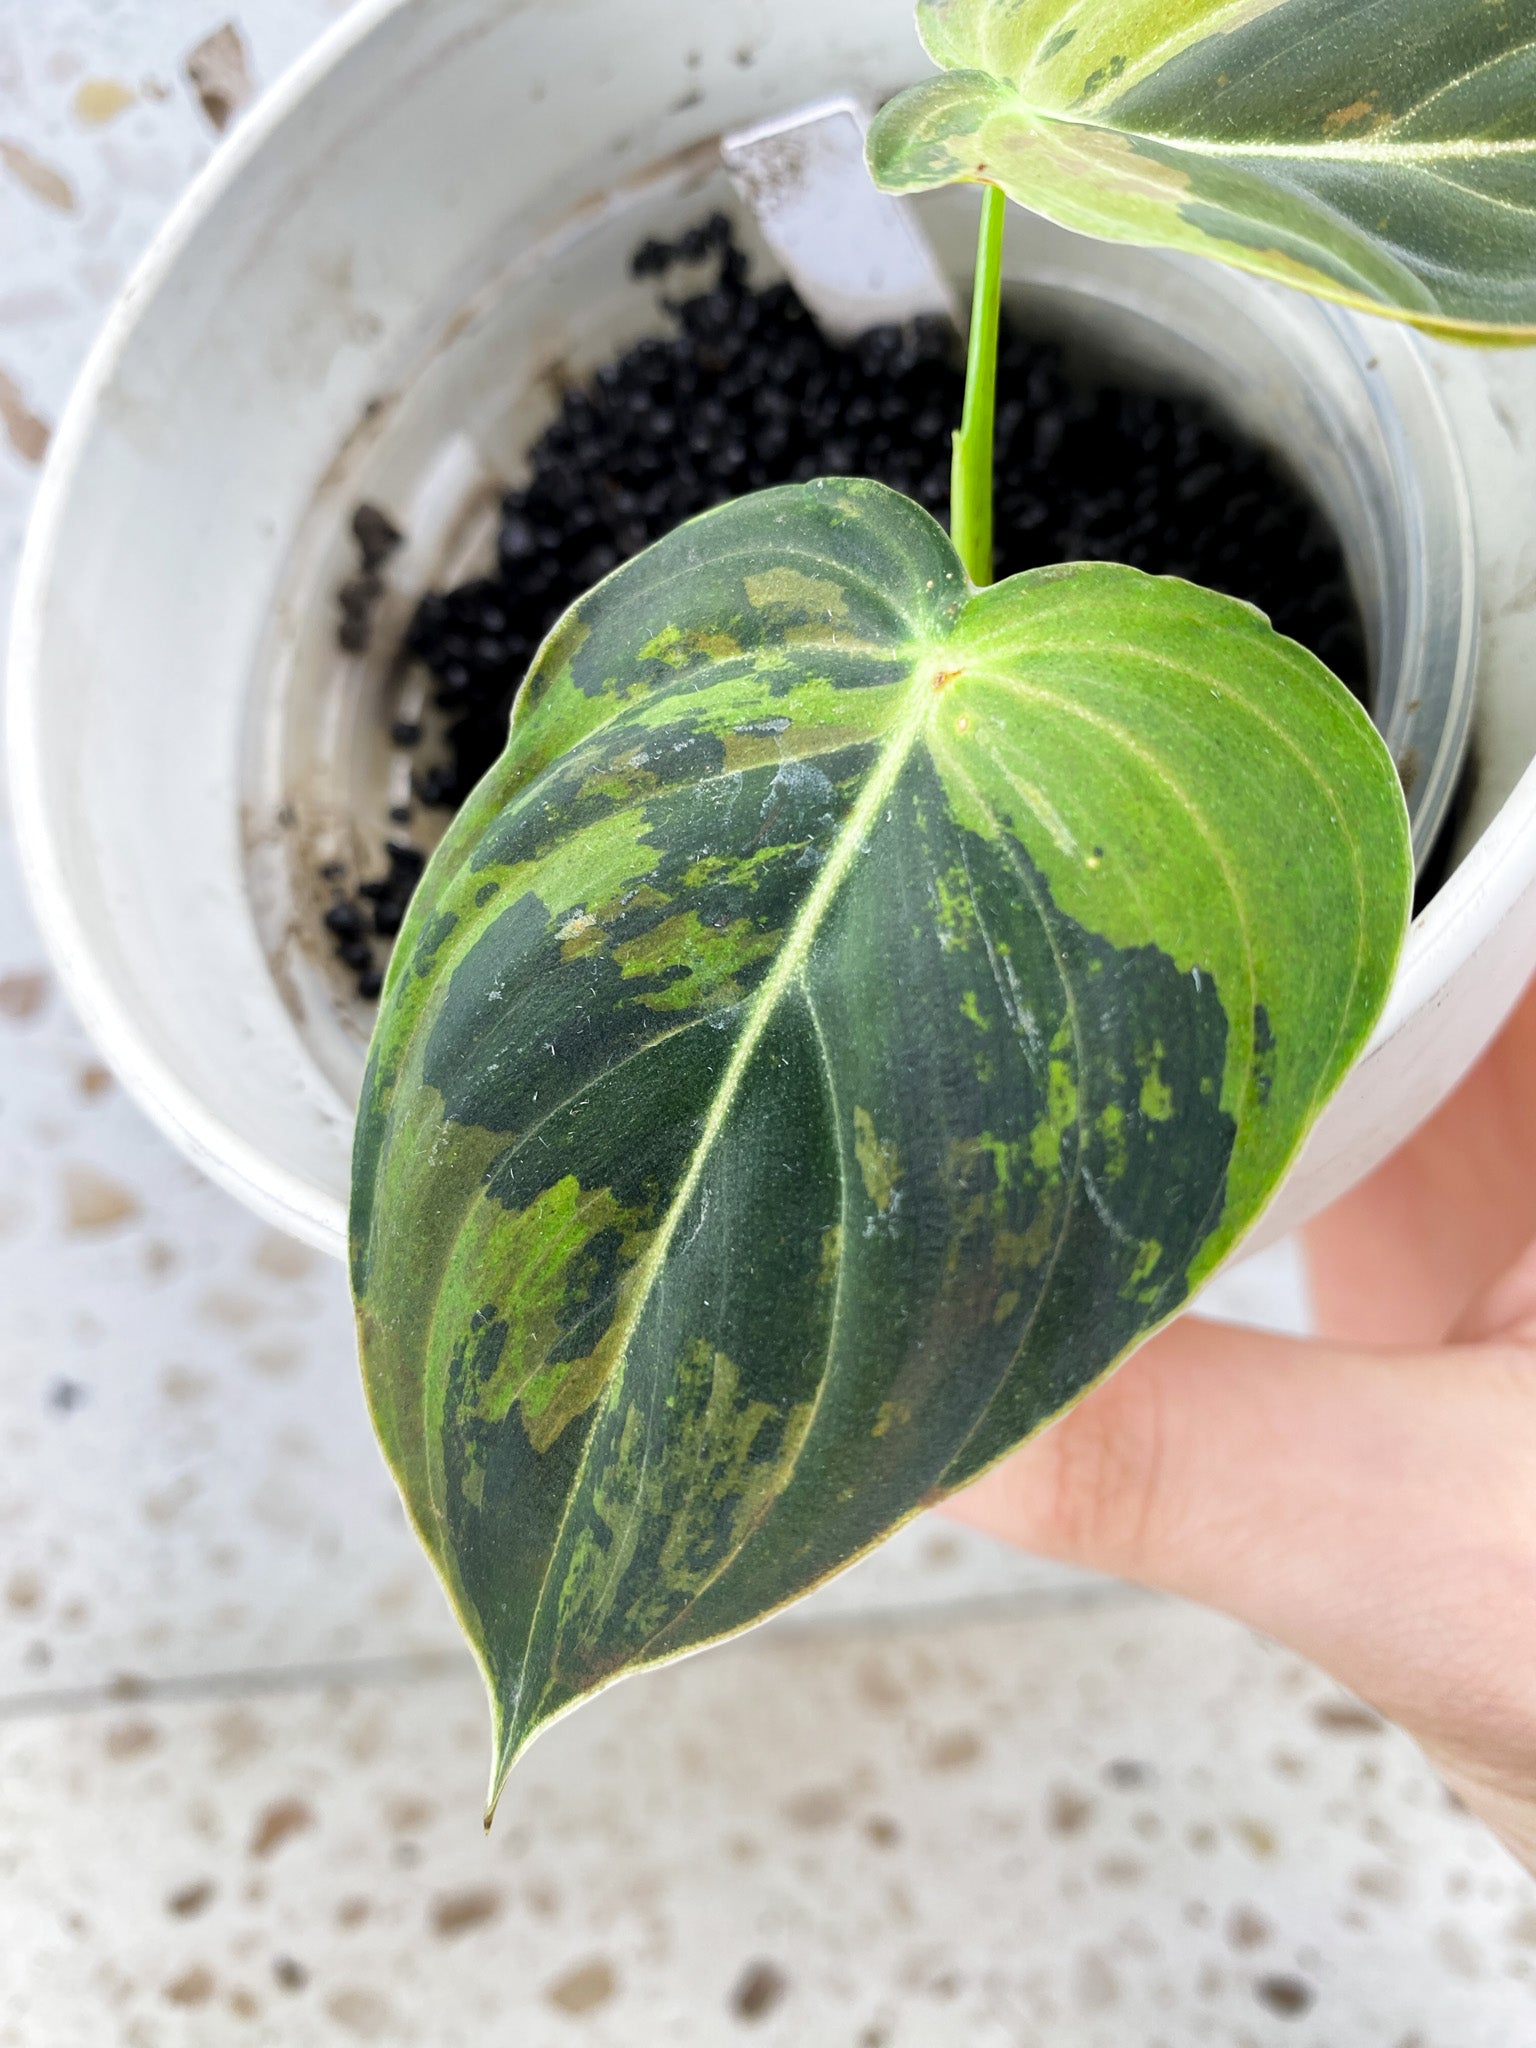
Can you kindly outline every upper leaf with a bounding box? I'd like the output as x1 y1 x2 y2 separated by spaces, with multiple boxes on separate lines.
350 479 1410 1814
868 0 1536 338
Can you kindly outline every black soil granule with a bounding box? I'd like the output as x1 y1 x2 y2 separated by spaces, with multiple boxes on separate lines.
328 215 1367 996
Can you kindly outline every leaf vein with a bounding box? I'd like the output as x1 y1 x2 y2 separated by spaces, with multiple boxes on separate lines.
506 674 934 1750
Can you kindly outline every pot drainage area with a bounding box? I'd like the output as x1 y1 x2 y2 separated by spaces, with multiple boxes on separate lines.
312 215 1372 1006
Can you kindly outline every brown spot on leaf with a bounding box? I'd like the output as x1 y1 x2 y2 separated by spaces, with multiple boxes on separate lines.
431 1887 501 1938
77 1064 113 1099
250 1797 314 1859
63 1165 141 1234
337 1897 371 1929
185 25 255 133
1323 97 1377 135
731 1961 789 2021
545 1957 617 2016
273 1957 308 1991
1313 1698 1384 1735
73 79 137 125
165 1966 216 2007
105 1718 159 1760
228 1987 260 2019
0 971 48 1021
168 1880 215 1918
863 1814 901 1849
1047 1785 1094 1836
1255 1974 1315 2018
0 372 49 465
0 142 77 212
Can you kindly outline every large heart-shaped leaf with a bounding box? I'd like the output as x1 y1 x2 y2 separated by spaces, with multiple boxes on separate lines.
351 479 1410 1811
868 0 1536 338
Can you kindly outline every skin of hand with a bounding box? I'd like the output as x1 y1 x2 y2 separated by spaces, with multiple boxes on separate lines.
946 973 1536 1873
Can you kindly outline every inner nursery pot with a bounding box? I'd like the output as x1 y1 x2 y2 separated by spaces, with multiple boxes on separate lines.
11 0 1536 1259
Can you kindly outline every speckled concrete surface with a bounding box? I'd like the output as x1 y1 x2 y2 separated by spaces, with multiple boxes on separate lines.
1 5 1533 2042
6 1602 1536 2047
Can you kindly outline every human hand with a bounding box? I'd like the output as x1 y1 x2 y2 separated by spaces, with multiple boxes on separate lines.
946 972 1536 1872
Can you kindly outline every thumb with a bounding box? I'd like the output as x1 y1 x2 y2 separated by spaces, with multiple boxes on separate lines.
946 1266 1536 1848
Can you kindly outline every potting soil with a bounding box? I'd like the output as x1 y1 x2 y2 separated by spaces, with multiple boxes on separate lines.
328 216 1369 998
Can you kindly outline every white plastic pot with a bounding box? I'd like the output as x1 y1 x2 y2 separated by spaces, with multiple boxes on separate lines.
10 0 1536 1258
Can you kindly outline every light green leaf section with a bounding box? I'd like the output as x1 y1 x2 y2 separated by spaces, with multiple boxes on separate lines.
350 480 1411 1816
868 0 1536 338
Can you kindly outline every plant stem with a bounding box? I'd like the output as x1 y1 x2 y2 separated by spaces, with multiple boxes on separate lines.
951 182 1007 589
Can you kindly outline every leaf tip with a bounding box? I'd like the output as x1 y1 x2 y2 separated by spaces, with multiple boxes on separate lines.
484 1727 523 1832
485 1680 559 1827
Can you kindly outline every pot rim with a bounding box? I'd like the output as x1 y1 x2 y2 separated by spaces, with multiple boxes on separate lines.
9 0 1536 1257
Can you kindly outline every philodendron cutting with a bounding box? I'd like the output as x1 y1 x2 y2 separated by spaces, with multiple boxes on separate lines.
351 0 1536 1819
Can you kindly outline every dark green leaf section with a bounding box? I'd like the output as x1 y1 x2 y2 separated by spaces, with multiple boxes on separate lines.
868 0 1536 338
351 480 1411 1812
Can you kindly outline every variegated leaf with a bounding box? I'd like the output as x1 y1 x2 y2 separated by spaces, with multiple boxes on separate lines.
350 479 1410 1812
868 0 1536 338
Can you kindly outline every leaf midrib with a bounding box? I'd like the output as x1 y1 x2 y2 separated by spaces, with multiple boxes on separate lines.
1075 115 1536 165
987 77 1536 166
503 651 942 1753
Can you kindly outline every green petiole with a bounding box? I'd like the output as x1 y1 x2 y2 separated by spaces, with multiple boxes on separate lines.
950 181 1007 589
